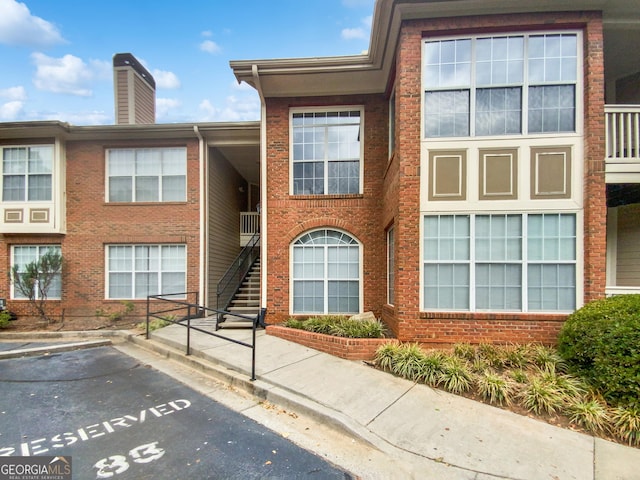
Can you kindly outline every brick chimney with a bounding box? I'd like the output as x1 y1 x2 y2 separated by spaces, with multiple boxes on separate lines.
113 53 156 124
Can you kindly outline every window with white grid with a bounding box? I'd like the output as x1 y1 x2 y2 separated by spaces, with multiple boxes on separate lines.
424 213 576 312
291 109 362 195
292 229 360 314
423 32 578 138
11 245 61 299
107 148 186 202
107 245 186 299
2 146 53 202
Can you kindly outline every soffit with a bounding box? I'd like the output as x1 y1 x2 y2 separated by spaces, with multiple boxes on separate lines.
0 121 261 184
230 0 640 98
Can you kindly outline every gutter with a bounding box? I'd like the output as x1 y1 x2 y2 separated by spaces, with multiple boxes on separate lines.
251 64 268 315
194 125 208 308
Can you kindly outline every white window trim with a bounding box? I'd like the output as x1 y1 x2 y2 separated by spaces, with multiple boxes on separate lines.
105 244 187 300
105 147 187 203
289 106 365 196
387 225 395 306
420 211 584 313
1 144 55 203
421 29 584 141
289 228 364 315
11 245 62 300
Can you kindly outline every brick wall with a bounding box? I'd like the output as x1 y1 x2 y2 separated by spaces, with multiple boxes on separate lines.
264 94 388 324
1 137 201 323
385 11 606 344
266 325 394 361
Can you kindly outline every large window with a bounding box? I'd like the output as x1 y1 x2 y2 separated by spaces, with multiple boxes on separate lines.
12 245 61 299
291 109 362 195
107 148 186 202
424 214 576 312
292 229 360 314
2 146 53 202
107 245 186 299
424 33 578 137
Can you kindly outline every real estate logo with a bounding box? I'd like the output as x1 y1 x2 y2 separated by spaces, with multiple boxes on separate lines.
0 456 72 480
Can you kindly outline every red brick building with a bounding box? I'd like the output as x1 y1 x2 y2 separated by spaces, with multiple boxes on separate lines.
231 0 640 344
0 55 260 324
2 1 639 345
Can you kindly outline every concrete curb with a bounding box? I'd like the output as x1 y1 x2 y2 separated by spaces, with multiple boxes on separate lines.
0 339 113 359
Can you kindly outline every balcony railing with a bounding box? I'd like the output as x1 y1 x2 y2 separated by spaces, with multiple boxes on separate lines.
605 105 640 183
240 212 260 246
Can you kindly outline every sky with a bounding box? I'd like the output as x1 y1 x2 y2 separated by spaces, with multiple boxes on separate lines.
0 0 375 125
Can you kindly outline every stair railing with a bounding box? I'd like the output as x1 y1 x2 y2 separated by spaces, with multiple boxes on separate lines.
216 231 260 312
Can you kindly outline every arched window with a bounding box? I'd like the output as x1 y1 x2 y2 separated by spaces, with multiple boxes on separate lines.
292 229 360 314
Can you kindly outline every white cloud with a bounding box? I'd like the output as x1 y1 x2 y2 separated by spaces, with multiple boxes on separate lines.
0 86 27 101
200 39 221 54
31 53 108 96
341 27 367 40
198 94 259 122
0 0 65 47
0 100 24 120
341 14 372 41
201 30 212 37
55 110 110 125
152 69 181 89
156 98 182 120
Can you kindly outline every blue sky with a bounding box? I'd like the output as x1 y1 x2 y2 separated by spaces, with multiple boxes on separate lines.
0 0 374 125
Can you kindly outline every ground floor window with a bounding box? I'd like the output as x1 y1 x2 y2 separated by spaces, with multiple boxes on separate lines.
292 229 360 314
424 213 576 312
107 245 186 299
11 245 62 299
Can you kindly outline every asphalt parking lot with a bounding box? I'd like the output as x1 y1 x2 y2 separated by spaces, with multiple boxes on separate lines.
0 345 353 479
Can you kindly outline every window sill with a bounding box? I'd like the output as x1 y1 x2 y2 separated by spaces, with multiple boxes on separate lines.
104 202 188 206
289 194 364 200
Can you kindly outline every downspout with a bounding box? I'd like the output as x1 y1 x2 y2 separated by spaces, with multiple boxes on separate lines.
194 125 208 308
252 64 268 316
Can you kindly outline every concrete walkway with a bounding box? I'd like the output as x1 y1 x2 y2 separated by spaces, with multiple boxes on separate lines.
140 323 640 480
1 325 639 479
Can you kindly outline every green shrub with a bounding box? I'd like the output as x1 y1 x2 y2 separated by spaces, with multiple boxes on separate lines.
391 343 427 381
439 357 472 394
374 342 401 371
519 376 564 415
610 406 640 446
418 351 447 386
566 397 609 433
476 371 513 406
283 315 386 338
557 295 640 408
0 310 12 328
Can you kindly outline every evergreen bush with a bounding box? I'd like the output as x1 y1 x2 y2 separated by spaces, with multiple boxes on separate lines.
557 295 640 408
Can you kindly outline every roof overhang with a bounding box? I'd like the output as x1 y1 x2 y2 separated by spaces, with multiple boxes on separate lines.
230 0 640 98
0 121 262 184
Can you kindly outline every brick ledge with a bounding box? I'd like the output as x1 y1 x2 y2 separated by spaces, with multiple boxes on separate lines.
266 325 393 361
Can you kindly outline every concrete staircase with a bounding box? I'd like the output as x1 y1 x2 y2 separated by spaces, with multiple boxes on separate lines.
218 258 260 328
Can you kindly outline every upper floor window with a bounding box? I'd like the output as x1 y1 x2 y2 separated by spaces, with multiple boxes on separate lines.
291 109 362 195
1 146 53 202
424 33 578 138
107 147 186 202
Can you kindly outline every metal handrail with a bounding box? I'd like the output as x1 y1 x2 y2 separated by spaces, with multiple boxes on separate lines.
146 292 261 381
216 231 260 312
